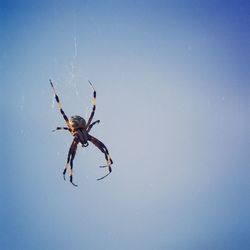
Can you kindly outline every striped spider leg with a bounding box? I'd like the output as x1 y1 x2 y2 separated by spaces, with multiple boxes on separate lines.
88 135 113 181
63 136 79 186
50 79 73 133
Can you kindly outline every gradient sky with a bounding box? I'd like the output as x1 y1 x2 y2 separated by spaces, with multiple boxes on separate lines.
1 0 250 249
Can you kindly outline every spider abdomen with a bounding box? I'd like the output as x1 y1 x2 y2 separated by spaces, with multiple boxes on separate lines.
69 115 86 130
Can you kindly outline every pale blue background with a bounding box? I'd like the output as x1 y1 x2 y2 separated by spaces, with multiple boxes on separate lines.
1 0 250 249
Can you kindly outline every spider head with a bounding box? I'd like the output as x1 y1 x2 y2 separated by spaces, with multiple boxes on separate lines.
69 115 86 131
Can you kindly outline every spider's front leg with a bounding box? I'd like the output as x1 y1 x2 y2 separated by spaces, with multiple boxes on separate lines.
88 135 113 180
50 80 73 133
63 137 79 186
87 120 100 133
86 81 97 129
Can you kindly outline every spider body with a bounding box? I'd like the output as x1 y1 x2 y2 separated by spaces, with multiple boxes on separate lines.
69 115 86 130
50 80 113 186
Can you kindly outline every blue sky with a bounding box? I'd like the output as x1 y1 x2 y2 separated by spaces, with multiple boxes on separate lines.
1 0 250 249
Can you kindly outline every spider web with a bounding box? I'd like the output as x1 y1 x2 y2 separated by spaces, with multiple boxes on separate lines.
51 3 93 123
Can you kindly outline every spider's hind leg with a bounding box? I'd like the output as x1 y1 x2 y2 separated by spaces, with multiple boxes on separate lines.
64 138 79 186
97 165 112 181
69 145 78 187
88 135 113 181
63 151 71 181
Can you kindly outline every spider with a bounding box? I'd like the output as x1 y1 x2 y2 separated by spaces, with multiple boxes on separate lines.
50 79 113 186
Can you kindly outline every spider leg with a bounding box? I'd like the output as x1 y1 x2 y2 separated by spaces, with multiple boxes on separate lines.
97 170 112 181
52 127 70 132
63 139 75 180
88 135 113 181
50 80 72 131
86 81 97 129
63 137 79 187
63 152 71 181
87 120 100 132
69 141 78 187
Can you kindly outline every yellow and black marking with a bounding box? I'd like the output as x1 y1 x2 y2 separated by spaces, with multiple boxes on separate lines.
86 81 97 129
50 80 72 131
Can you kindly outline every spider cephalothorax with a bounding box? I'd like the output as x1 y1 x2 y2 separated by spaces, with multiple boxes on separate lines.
69 115 86 130
50 80 113 186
